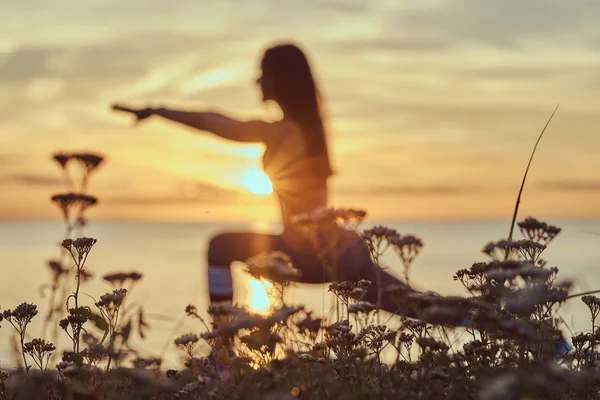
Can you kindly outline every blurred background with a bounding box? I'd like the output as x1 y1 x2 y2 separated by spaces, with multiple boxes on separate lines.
2 0 600 368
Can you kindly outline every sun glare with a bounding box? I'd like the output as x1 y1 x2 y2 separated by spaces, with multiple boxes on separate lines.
248 278 272 314
241 169 273 195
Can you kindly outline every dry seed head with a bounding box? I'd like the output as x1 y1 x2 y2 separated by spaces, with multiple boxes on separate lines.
486 264 552 283
174 333 199 346
200 331 217 341
133 357 162 369
349 287 366 301
240 330 282 352
362 226 399 242
357 279 371 290
72 237 97 256
166 369 182 380
401 318 429 336
74 194 98 210
62 238 73 250
518 217 561 244
482 239 521 261
390 234 423 267
581 295 600 308
96 288 127 308
290 206 339 233
207 301 237 317
329 281 357 298
333 208 367 229
268 305 304 325
103 271 142 285
326 320 353 335
52 153 71 169
582 295 600 319
72 153 104 173
504 284 551 316
23 338 56 356
185 304 197 316
0 370 9 381
422 304 469 326
179 381 200 395
51 193 98 220
56 361 72 370
296 313 322 335
398 332 414 344
514 239 547 262
348 301 375 314
4 303 38 325
416 337 449 352
246 251 301 283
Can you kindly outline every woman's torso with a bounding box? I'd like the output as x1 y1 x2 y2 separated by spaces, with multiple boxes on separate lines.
262 120 329 253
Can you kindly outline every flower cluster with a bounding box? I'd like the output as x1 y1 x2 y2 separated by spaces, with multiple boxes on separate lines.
291 207 367 232
246 251 301 284
518 217 561 244
103 271 143 287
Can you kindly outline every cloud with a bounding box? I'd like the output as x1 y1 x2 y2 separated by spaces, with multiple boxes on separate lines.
453 65 580 81
0 155 22 166
104 181 247 205
0 173 63 186
537 180 600 192
390 0 600 49
0 29 269 134
319 36 455 55
336 183 478 197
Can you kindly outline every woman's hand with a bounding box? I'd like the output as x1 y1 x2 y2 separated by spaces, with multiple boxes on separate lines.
111 104 156 124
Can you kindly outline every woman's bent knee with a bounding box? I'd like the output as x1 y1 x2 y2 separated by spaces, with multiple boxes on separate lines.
207 232 237 265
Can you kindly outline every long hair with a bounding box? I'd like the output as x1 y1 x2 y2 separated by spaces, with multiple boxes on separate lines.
261 43 333 177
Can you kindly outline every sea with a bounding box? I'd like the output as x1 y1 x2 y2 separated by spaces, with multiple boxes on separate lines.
1 219 599 369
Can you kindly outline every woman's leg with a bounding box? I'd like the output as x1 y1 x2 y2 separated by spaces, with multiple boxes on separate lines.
310 231 416 318
206 232 282 304
325 230 418 317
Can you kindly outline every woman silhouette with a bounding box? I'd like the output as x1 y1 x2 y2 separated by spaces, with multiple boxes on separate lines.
112 42 416 315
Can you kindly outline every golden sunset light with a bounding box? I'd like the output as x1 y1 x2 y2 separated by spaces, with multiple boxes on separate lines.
241 169 273 195
4 2 600 396
1 1 600 224
247 277 272 314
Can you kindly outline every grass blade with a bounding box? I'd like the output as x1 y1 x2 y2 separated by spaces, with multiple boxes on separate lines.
507 104 560 243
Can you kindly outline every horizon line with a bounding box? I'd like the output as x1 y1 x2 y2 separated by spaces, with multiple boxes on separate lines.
2 215 600 225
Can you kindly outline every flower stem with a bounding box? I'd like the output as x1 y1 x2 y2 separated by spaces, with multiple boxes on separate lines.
19 334 30 378
74 269 82 353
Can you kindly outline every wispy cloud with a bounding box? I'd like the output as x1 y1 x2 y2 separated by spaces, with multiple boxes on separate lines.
0 173 62 186
319 36 455 55
537 180 600 192
336 184 479 197
0 155 22 166
104 181 247 205
390 0 600 49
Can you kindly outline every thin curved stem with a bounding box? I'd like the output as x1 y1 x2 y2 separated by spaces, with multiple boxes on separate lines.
507 104 559 243
567 289 600 300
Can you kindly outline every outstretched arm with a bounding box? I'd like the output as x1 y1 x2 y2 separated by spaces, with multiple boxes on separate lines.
112 104 275 144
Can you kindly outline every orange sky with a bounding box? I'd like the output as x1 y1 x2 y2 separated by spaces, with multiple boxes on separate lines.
2 1 600 223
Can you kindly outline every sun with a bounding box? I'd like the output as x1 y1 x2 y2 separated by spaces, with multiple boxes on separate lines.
241 169 273 195
248 278 272 314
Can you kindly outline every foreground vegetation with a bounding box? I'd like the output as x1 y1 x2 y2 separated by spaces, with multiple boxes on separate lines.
2 149 600 400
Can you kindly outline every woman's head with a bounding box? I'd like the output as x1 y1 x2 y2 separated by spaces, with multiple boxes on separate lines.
257 43 332 176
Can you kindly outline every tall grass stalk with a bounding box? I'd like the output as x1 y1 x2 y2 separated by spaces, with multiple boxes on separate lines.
507 104 560 244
